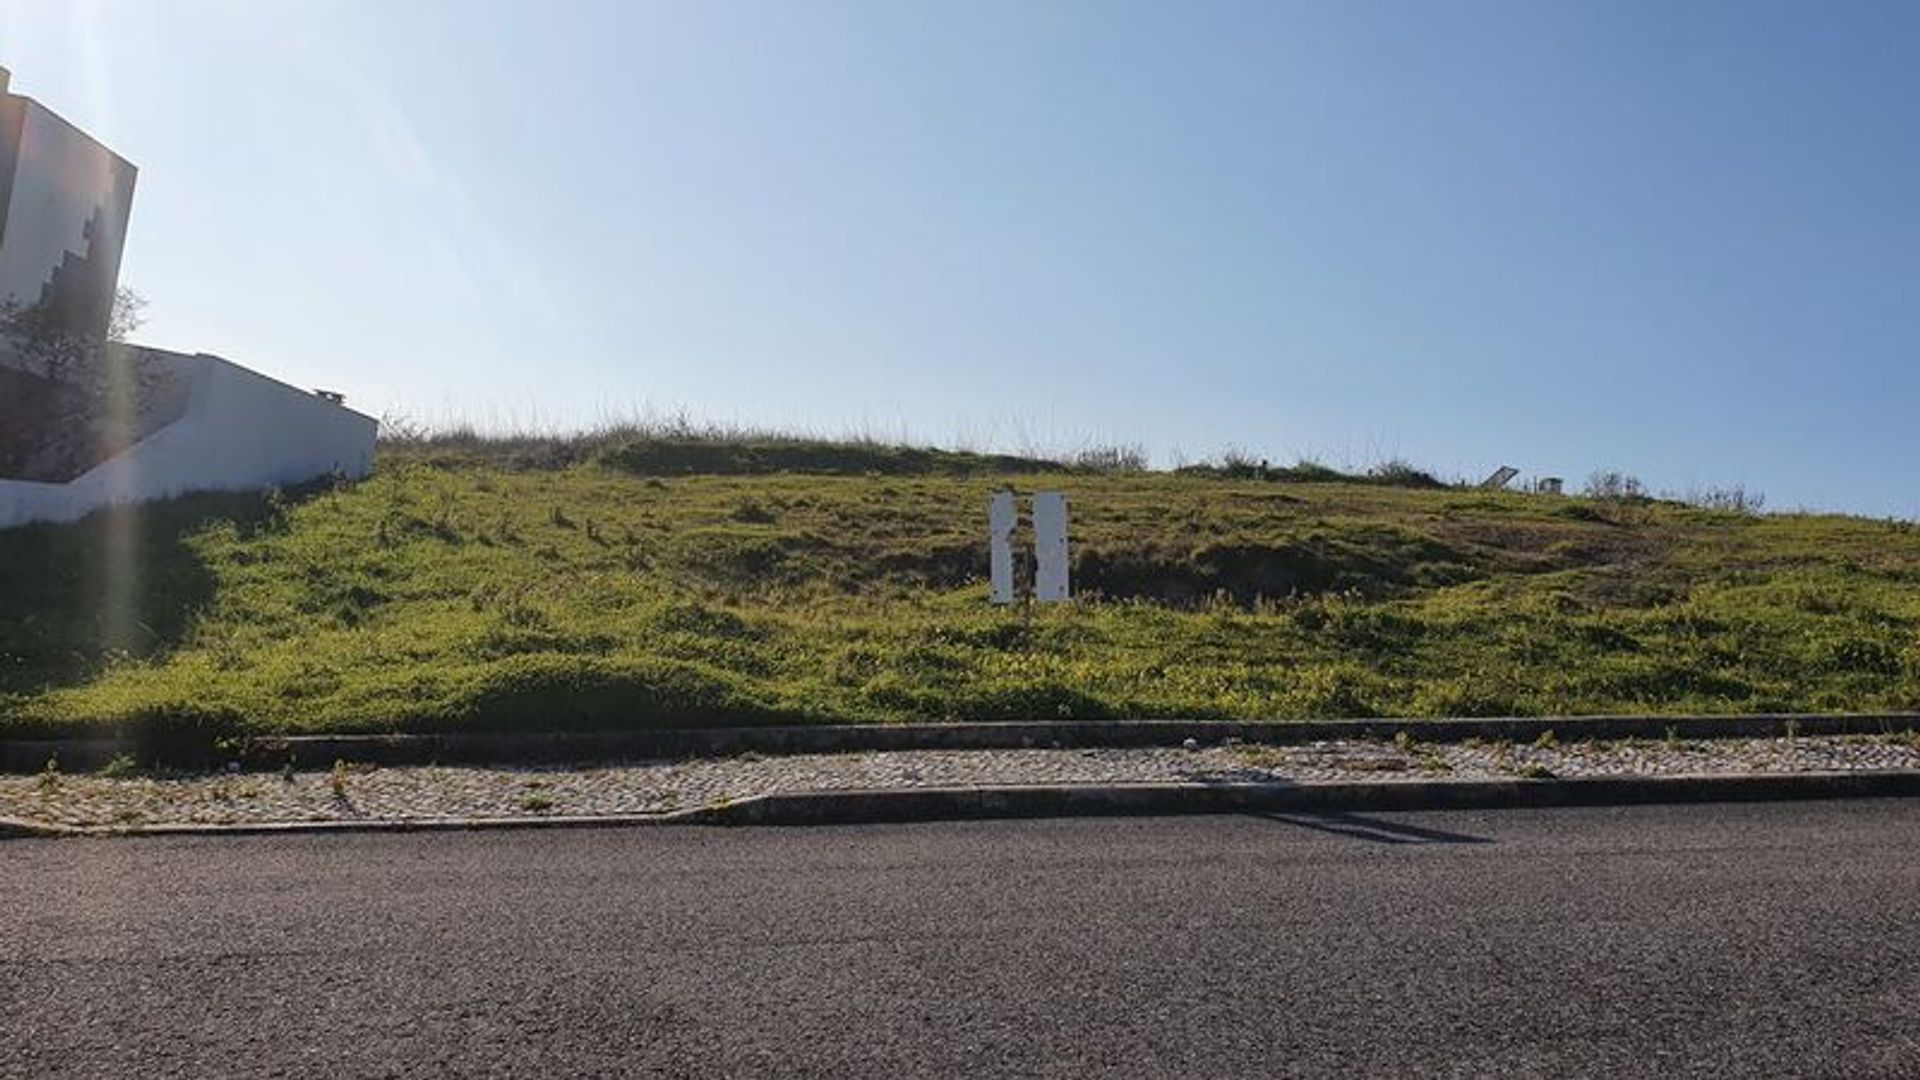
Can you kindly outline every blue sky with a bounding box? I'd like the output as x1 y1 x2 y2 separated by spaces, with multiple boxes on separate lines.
6 0 1918 513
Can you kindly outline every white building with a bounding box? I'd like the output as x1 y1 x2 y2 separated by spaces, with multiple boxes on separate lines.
0 66 375 528
0 66 134 339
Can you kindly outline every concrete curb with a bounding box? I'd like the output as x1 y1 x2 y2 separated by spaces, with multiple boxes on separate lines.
7 712 1920 773
0 815 85 839
0 810 703 840
691 770 1920 825
4 769 1917 839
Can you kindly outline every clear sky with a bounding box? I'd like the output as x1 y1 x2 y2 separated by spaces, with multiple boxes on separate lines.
5 0 1917 513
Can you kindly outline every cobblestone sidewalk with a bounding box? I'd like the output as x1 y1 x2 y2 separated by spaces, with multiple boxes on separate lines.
3 734 1918 830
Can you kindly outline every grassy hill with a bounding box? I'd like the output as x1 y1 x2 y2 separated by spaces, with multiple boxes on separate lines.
4 431 1919 744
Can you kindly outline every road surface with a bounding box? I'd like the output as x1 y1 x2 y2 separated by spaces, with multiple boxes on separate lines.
4 801 1919 1077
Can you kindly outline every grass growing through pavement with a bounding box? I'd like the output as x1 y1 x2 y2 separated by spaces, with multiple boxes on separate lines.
5 430 1920 743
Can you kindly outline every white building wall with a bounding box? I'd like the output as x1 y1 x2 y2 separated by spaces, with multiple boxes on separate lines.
0 100 136 333
0 69 373 530
0 353 377 528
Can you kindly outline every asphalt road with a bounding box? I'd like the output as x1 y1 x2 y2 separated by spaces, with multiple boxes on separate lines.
4 802 1919 1078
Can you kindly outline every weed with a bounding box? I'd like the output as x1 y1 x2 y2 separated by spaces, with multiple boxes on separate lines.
1368 459 1446 489
1070 444 1150 473
1532 729 1559 750
1678 485 1766 515
519 792 555 813
7 436 1920 739
1230 744 1287 768
36 755 58 791
329 760 350 799
1583 471 1646 501
1518 763 1557 780
97 753 139 779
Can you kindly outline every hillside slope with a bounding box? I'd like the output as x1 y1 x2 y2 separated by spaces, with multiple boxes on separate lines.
4 441 1919 739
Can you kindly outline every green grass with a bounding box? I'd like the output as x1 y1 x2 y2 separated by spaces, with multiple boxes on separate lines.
5 432 1920 744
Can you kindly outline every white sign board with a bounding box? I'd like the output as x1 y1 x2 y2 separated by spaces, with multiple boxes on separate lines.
1033 491 1070 603
988 490 1016 605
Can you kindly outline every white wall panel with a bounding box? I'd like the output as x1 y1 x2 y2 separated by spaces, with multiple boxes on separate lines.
1033 491 1070 603
988 490 1016 604
0 352 377 528
0 102 135 336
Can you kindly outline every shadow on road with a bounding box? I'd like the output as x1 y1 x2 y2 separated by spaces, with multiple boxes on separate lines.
1249 810 1493 845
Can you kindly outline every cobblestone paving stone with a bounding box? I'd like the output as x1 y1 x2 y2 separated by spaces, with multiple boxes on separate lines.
2 735 1917 829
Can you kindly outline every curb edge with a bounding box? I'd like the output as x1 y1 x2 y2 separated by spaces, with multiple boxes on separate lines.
5 770 1916 839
